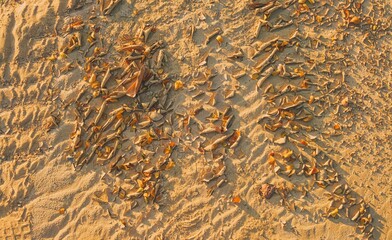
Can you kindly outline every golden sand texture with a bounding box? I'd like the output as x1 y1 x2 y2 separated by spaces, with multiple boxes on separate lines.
0 0 391 239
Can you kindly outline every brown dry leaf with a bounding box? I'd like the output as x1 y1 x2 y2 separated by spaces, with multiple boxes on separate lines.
120 219 127 227
251 73 259 80
302 115 313 122
174 80 184 90
93 47 101 55
143 192 150 203
207 110 220 122
146 135 154 145
227 130 241 148
264 122 282 132
333 123 341 130
216 35 224 44
58 52 67 59
350 16 360 24
59 208 66 214
300 140 308 146
224 89 235 99
137 179 145 188
93 126 102 133
222 115 233 130
116 110 124 120
105 146 112 154
88 73 96 83
281 110 295 120
309 95 315 104
118 189 126 199
341 97 349 107
294 68 306 77
165 160 175 170
47 53 57 61
126 78 141 98
354 2 362 9
300 79 309 89
232 196 241 203
126 66 149 98
259 183 275 199
343 9 350 19
157 68 164 75
267 153 276 166
91 81 100 89
169 141 176 148
287 200 296 211
286 165 293 172
282 149 293 159
208 92 216 106
309 166 319 175
328 208 339 218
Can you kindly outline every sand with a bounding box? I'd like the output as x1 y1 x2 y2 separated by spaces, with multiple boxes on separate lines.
0 0 391 239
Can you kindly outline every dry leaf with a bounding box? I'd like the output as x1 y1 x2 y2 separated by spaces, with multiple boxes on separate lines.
267 154 276 166
227 130 241 148
47 53 57 61
282 149 293 159
343 9 350 19
300 140 308 146
328 208 339 218
58 52 67 59
137 179 145 188
116 110 124 120
216 35 224 44
309 166 319 175
341 97 349 107
309 95 315 104
169 141 176 148
350 16 360 24
259 183 275 199
232 196 241 203
294 68 305 77
59 208 66 214
251 73 259 80
165 160 175 170
174 80 184 90
164 142 176 155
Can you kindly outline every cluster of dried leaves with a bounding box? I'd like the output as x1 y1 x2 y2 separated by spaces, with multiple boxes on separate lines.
246 0 376 237
47 2 183 219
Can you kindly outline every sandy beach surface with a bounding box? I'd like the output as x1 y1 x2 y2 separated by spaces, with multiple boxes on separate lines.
0 0 391 239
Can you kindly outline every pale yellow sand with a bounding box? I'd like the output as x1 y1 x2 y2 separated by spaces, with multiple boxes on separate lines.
0 0 391 239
